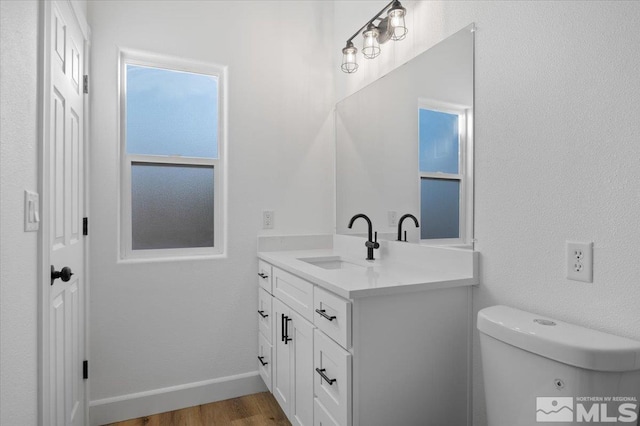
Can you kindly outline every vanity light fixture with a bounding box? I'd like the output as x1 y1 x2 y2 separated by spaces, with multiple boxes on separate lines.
362 23 381 59
340 0 408 73
341 41 359 73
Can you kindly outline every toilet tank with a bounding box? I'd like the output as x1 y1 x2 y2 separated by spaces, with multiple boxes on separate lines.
478 305 640 426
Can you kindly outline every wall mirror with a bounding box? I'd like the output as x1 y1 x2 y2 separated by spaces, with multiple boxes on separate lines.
336 24 474 248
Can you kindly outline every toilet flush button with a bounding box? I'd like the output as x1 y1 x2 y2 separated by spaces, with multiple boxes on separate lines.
534 319 557 326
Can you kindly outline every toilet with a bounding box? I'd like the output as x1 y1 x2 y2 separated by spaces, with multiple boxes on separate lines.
478 305 640 426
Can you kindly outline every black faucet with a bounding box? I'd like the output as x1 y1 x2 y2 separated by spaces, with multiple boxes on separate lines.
397 213 419 242
348 213 379 260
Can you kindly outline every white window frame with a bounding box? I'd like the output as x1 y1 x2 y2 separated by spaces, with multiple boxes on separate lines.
118 48 227 261
418 99 474 248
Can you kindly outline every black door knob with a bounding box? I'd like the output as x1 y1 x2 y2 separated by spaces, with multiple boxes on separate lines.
51 265 74 285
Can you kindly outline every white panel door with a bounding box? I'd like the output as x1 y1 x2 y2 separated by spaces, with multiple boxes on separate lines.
44 2 87 426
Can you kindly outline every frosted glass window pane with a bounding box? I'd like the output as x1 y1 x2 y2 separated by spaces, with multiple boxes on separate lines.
420 178 460 239
126 65 218 158
131 163 214 250
419 109 459 174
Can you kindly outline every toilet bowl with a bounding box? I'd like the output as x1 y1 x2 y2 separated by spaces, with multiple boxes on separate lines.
478 305 640 426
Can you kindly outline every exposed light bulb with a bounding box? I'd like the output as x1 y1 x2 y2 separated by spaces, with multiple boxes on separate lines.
388 1 407 41
362 24 381 59
341 43 358 73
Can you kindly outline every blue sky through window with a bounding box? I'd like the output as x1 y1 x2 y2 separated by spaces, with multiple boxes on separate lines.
419 109 459 174
126 64 218 158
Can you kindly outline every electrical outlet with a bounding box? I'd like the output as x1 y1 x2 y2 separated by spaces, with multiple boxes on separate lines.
263 210 274 229
566 241 593 282
388 211 398 227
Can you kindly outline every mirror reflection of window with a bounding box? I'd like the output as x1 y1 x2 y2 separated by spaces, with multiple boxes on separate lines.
418 103 468 242
419 109 459 171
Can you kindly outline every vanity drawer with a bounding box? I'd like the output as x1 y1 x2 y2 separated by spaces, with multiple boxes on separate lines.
315 398 340 426
314 330 352 426
258 288 273 343
258 260 272 293
272 267 314 322
314 287 351 349
258 332 272 391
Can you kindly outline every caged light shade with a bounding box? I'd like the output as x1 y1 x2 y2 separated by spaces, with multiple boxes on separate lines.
362 23 381 59
340 0 408 73
388 0 407 41
341 42 359 73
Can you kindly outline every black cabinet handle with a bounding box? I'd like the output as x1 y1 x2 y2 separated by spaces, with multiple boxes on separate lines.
258 356 268 366
315 309 336 321
315 368 337 385
258 272 269 279
281 314 293 344
281 314 286 342
258 310 268 318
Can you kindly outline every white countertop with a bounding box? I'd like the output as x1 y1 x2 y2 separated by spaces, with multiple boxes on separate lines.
258 247 478 299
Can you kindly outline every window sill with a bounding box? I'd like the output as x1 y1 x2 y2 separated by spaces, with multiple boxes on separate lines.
117 252 227 264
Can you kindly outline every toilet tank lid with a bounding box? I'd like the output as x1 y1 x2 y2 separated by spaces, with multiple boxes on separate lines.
477 305 640 372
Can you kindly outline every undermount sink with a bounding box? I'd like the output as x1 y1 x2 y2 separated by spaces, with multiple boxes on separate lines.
298 256 365 270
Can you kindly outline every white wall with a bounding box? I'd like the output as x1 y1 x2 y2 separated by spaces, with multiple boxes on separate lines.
0 1 40 424
333 1 640 425
87 0 334 420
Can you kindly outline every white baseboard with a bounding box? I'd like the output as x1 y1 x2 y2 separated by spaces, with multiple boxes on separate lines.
89 371 267 425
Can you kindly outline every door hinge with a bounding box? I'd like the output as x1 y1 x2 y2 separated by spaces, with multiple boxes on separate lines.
82 217 88 236
83 75 89 94
83 360 88 380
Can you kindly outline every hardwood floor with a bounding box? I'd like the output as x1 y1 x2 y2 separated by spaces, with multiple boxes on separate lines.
104 392 291 426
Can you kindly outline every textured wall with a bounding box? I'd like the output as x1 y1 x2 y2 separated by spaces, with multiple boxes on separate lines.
333 2 640 425
87 0 334 403
0 1 40 424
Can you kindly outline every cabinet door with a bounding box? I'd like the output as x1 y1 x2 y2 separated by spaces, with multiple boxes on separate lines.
273 298 292 415
290 310 314 426
258 260 273 293
258 288 273 343
315 398 340 426
258 332 272 391
314 286 351 349
314 330 352 426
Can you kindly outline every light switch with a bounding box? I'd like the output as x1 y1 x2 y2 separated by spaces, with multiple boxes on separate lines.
24 190 40 232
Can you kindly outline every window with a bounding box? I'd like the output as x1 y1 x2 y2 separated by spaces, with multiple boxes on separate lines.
418 100 473 246
120 50 226 259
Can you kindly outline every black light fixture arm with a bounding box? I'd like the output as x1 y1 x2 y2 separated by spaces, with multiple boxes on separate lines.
345 0 399 45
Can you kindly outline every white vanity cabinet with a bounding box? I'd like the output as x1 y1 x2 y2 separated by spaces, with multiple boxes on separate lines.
258 261 315 426
258 257 472 426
